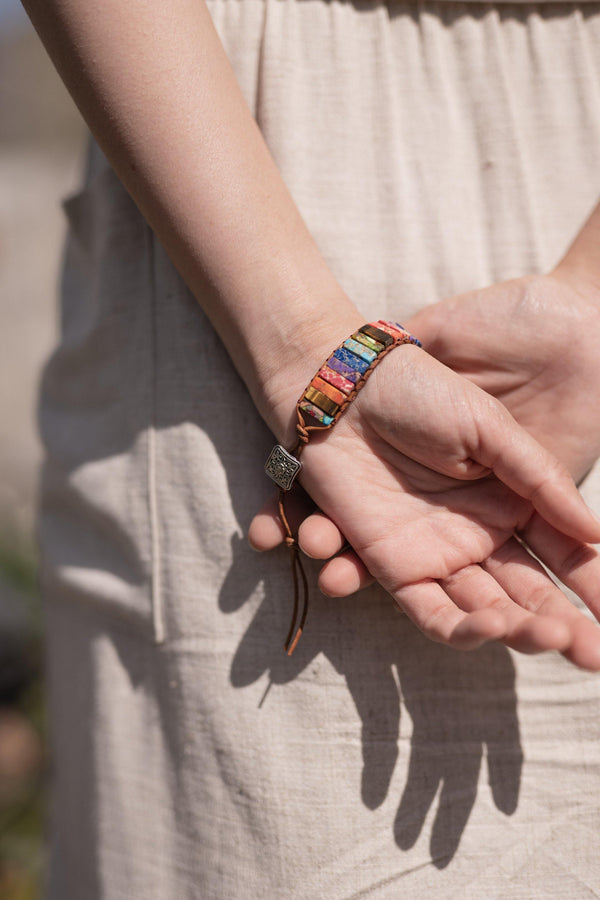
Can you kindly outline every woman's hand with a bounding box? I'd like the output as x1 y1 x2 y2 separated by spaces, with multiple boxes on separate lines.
251 267 600 669
408 271 600 483
252 344 600 669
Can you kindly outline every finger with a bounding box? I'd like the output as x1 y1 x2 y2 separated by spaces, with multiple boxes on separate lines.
479 407 600 544
393 580 508 651
441 563 571 656
247 488 315 551
318 549 375 597
483 537 600 671
520 512 600 618
298 511 346 559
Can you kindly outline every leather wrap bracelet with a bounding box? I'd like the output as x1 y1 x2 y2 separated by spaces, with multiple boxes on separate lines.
264 320 421 655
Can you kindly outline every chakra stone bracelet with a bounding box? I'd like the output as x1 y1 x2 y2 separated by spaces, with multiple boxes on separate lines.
264 320 421 654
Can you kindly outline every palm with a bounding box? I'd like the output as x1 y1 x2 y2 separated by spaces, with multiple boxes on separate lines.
292 351 600 659
407 273 600 481
302 425 527 588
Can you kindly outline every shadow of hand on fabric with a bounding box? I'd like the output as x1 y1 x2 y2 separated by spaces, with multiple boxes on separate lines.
390 634 521 866
46 174 523 866
221 545 523 865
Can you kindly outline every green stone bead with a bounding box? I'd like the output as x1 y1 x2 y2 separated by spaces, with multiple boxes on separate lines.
352 331 385 354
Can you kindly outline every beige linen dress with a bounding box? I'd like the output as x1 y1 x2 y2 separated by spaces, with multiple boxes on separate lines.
38 1 600 896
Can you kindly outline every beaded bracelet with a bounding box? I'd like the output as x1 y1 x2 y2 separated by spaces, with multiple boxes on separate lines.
264 320 421 654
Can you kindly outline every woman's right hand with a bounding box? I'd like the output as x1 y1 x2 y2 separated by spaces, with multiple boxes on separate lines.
407 270 600 484
253 343 600 669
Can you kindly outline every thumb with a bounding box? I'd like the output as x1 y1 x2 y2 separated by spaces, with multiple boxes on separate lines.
475 400 600 544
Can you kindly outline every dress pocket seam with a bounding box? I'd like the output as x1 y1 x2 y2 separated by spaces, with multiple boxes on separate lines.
146 224 166 644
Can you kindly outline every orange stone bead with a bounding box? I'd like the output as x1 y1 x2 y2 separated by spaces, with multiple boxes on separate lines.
310 376 345 406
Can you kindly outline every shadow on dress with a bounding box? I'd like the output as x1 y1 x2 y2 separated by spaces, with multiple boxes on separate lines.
219 528 522 867
38 146 523 883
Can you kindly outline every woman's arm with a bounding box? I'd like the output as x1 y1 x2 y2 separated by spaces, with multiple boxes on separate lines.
23 0 600 664
21 0 363 442
555 199 600 296
407 202 600 483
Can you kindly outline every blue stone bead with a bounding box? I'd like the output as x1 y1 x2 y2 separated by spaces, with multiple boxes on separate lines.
344 338 377 364
333 347 369 375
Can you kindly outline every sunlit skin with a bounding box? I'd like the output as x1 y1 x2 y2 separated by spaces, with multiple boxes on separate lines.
20 1 600 671
250 246 600 671
410 270 600 484
250 339 600 670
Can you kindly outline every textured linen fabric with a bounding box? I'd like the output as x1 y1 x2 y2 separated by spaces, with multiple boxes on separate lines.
38 2 600 897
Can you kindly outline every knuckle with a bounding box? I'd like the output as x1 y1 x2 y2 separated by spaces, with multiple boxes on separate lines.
518 582 553 615
529 458 569 502
420 603 453 644
557 544 598 584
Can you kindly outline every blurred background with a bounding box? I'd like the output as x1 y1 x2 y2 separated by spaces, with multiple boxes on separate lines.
1 1 86 895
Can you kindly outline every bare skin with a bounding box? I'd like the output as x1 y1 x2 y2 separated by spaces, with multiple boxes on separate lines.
250 210 600 670
275 344 600 663
22 1 600 668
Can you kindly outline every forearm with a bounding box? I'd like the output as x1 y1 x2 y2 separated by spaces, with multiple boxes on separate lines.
554 199 600 298
22 0 362 440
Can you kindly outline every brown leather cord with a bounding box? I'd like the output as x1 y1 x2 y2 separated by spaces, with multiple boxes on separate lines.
284 541 309 656
278 443 310 653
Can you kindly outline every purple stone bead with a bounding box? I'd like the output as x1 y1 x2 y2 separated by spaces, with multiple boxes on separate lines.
326 354 362 382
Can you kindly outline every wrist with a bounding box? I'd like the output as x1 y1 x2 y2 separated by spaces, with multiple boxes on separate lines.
551 200 600 304
550 263 600 310
257 300 366 445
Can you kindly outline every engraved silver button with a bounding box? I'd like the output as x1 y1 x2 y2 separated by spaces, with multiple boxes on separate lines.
264 445 302 491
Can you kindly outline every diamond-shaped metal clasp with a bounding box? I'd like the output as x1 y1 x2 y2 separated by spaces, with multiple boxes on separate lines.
264 445 302 491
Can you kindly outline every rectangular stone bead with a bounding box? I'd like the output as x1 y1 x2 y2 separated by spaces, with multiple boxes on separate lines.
318 366 355 395
311 376 346 406
299 400 334 426
328 352 364 380
344 338 377 364
332 347 369 375
360 323 395 348
352 331 385 354
375 320 409 339
304 385 340 417
376 320 421 346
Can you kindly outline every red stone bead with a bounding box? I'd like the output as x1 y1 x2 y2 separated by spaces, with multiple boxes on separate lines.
317 366 355 395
